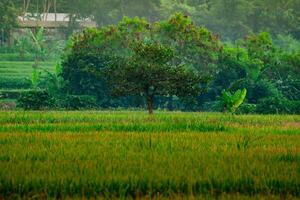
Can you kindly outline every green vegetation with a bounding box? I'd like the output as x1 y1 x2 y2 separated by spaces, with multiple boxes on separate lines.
10 0 300 41
0 61 55 89
221 89 247 113
0 61 55 77
0 61 55 109
58 14 300 114
0 2 299 199
66 15 217 114
0 0 18 43
0 111 299 199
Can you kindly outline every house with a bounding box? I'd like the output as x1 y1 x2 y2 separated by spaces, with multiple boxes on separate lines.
18 13 97 29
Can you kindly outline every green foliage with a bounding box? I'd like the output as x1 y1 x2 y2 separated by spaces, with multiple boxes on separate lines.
62 14 220 113
17 90 55 110
0 89 33 99
107 41 203 114
63 95 97 110
0 61 55 89
31 68 40 89
0 0 18 42
236 103 257 114
221 88 247 113
275 34 300 53
9 0 300 41
256 95 293 114
0 78 32 90
13 28 65 62
204 32 299 114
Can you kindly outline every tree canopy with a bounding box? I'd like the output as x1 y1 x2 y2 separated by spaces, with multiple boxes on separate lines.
0 0 18 43
62 14 221 113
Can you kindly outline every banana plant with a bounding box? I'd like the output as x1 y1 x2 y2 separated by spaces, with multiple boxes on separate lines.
28 27 46 68
31 68 40 89
222 88 247 113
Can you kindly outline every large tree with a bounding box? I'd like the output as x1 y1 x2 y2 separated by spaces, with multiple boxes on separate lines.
62 14 221 113
106 41 203 114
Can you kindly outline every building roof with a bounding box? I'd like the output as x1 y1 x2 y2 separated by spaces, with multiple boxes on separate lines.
18 13 97 28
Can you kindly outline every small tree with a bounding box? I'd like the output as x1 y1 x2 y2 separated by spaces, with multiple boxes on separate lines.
29 27 46 68
221 88 247 113
0 0 18 44
106 41 203 114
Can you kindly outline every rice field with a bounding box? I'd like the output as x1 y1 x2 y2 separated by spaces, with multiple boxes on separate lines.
0 111 299 199
0 61 55 90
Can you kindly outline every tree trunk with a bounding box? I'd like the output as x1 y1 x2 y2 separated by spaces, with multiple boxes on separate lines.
146 95 154 115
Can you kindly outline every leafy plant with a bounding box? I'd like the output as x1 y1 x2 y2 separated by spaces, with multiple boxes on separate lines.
221 88 247 113
17 90 55 110
236 135 263 151
256 95 293 114
31 68 40 89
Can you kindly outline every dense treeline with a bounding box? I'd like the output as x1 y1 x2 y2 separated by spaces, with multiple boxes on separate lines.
7 0 300 40
36 14 298 114
1 1 300 113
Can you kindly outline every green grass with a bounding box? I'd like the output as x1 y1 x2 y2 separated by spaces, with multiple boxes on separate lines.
0 111 299 199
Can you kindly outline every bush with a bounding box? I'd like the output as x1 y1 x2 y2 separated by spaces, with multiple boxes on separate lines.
17 90 55 110
246 79 280 104
202 101 223 112
256 95 293 114
0 89 33 99
62 95 97 110
290 101 300 114
236 103 257 114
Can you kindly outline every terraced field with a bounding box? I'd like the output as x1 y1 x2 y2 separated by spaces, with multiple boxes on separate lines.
0 61 55 89
0 111 299 199
0 61 55 106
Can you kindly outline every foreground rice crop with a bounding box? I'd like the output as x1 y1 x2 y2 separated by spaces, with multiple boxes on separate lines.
0 111 299 199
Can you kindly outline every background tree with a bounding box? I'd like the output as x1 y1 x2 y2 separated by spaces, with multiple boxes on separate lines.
106 41 203 114
10 0 300 41
0 0 18 44
62 14 218 113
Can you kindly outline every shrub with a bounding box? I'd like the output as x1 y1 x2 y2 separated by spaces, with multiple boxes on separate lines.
221 88 247 113
17 90 55 110
0 89 33 99
237 103 257 114
201 101 223 112
290 101 300 114
256 95 292 114
63 95 97 110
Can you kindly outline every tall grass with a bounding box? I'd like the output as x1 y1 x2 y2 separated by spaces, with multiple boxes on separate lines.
0 111 299 199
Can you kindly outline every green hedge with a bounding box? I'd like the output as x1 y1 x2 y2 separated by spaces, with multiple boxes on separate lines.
17 90 55 110
0 78 32 89
0 89 34 99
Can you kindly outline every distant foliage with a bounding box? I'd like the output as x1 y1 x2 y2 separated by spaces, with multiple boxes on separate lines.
256 95 294 114
17 90 54 110
0 0 18 42
63 95 97 110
